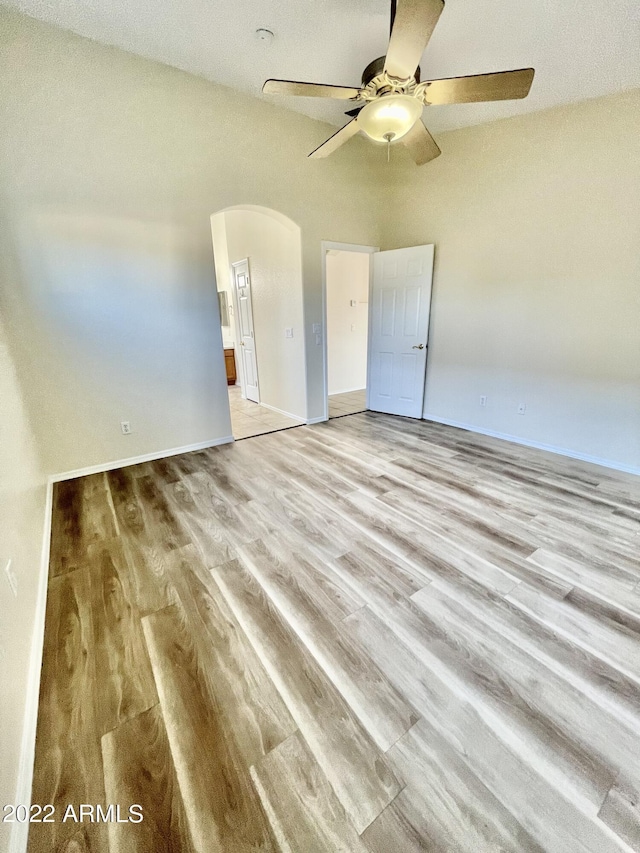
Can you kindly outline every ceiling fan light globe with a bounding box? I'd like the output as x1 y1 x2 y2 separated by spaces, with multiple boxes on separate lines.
358 94 422 143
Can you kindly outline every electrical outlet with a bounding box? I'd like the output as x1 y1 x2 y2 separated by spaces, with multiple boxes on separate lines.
518 403 526 415
315 333 322 346
121 421 132 434
5 559 17 598
480 395 487 407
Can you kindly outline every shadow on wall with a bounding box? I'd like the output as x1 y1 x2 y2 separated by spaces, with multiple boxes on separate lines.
210 205 306 421
3 205 232 474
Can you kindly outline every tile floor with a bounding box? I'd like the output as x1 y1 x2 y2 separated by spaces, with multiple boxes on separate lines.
328 389 367 419
228 385 302 439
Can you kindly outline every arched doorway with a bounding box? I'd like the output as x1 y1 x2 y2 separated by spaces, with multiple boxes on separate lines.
210 205 307 440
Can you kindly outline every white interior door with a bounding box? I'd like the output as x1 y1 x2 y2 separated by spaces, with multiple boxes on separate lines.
232 259 260 403
369 244 434 418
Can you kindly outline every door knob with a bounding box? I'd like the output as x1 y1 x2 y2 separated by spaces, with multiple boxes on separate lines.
412 344 425 350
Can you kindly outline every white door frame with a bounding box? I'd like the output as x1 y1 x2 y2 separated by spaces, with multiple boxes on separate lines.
321 241 379 423
231 257 260 403
226 262 245 397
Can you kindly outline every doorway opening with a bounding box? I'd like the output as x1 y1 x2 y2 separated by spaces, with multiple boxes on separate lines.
322 241 435 423
322 242 377 421
211 205 307 440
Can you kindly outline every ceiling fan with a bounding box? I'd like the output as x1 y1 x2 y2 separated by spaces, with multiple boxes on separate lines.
262 0 534 165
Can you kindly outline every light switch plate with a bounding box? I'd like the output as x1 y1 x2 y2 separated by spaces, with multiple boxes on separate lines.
312 323 321 334
285 328 293 338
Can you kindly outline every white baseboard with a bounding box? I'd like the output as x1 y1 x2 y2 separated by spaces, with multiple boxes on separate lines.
49 436 235 482
258 402 305 422
422 414 640 476
10 480 53 853
329 386 366 396
306 416 328 425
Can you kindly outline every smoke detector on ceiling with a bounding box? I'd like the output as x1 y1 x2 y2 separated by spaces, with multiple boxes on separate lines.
255 29 274 44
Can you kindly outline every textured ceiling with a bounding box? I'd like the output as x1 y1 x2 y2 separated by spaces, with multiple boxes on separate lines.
6 0 640 133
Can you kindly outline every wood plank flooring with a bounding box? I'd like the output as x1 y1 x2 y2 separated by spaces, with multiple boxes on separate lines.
30 413 640 852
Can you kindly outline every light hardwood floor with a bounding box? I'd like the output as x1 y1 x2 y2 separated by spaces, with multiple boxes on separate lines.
30 413 640 852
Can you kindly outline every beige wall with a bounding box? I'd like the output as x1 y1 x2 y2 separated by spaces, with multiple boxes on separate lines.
326 251 370 395
0 7 386 477
0 313 47 851
387 89 640 471
220 207 306 419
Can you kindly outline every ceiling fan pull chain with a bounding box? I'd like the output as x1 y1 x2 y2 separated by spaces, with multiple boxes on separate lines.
384 131 394 163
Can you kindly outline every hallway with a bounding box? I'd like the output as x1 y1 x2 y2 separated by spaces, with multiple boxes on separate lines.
328 389 367 419
228 385 302 439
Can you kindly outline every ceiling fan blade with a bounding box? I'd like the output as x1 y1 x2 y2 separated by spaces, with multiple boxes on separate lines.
309 120 361 159
384 0 444 80
422 68 535 105
401 120 441 165
263 79 360 100
344 106 363 118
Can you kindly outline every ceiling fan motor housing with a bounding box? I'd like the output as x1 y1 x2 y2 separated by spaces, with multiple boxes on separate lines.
362 56 420 87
